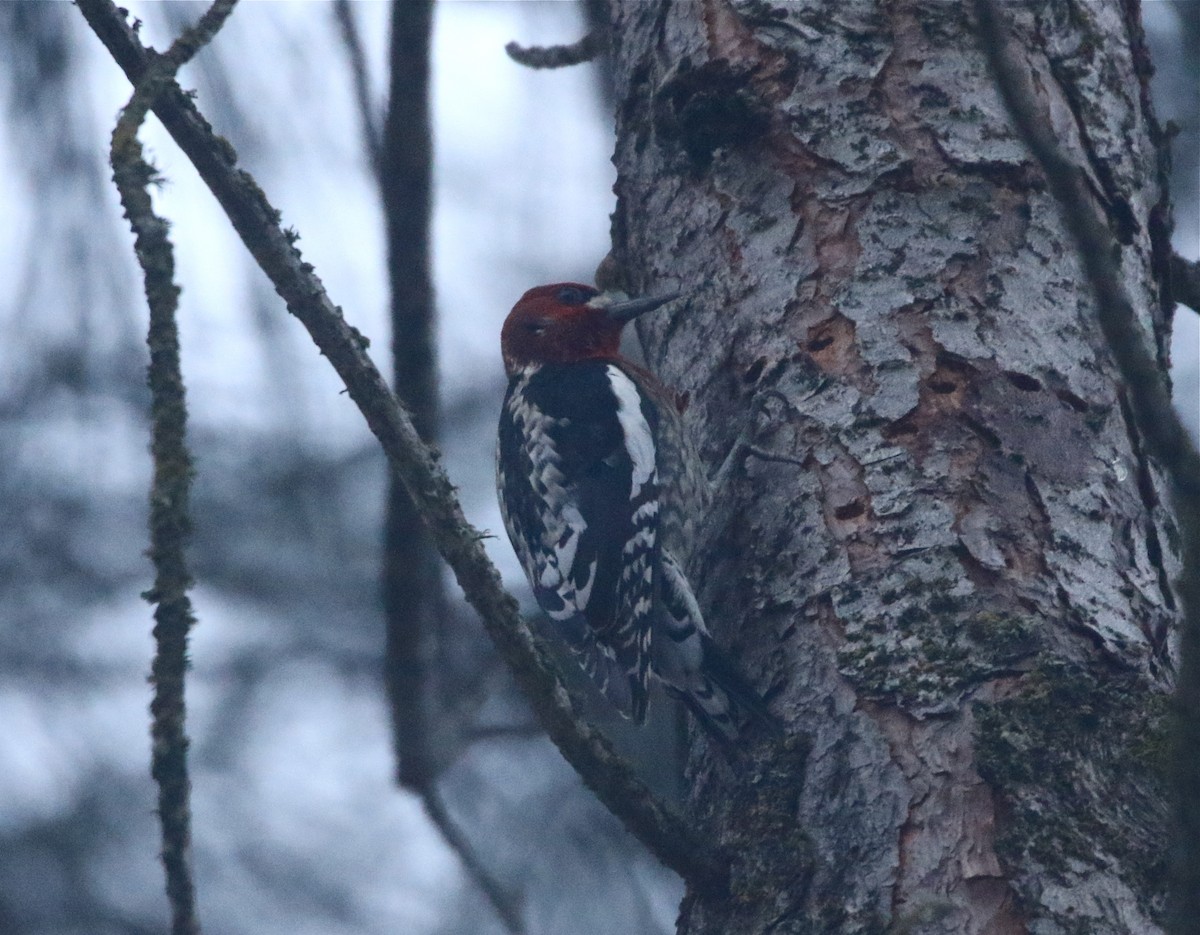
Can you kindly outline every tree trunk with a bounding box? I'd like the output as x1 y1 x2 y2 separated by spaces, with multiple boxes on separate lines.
606 1 1179 932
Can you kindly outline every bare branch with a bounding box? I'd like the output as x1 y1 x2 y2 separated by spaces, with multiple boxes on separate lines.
974 1 1200 928
110 2 238 933
505 30 606 70
76 0 725 894
1174 252 1200 315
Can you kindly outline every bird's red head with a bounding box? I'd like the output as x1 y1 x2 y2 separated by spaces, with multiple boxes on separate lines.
500 282 680 375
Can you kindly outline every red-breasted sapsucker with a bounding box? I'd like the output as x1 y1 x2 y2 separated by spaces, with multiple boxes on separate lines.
495 282 773 740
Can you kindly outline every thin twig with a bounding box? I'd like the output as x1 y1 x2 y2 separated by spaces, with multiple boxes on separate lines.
110 2 238 933
421 778 523 933
332 0 382 180
76 0 725 894
423 789 523 934
505 30 606 69
1173 252 1200 315
974 2 1200 931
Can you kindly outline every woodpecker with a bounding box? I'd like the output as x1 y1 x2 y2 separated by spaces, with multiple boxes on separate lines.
495 282 774 741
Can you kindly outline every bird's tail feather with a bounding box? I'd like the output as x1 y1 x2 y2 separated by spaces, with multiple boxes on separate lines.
672 636 782 744
702 635 783 737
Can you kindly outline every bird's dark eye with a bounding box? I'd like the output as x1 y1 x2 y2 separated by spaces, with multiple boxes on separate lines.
556 286 588 305
524 321 546 335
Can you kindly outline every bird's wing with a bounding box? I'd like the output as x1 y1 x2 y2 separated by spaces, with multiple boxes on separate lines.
497 362 660 721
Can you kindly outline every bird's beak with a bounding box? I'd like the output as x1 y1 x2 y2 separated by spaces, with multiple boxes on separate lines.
601 291 683 324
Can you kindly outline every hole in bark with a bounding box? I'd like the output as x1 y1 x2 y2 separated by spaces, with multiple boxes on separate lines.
803 314 863 381
655 60 771 166
744 357 767 385
1005 371 1042 392
834 500 865 520
1056 389 1089 413
961 414 1002 448
882 419 917 439
925 357 974 407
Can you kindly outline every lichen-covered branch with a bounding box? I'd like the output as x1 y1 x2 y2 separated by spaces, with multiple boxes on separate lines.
974 1 1200 928
77 0 723 893
109 2 238 933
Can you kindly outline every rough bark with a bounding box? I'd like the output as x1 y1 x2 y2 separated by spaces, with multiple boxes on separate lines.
607 1 1178 933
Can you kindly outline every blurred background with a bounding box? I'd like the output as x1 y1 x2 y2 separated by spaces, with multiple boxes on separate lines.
0 2 1194 934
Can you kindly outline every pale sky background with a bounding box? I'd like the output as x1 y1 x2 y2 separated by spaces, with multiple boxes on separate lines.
0 3 1194 933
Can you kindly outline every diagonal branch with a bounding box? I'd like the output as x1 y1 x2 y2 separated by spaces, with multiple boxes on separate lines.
974 2 1200 930
110 2 239 933
76 0 725 895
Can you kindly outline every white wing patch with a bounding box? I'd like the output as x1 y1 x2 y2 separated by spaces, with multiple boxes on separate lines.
607 364 656 498
497 363 661 722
